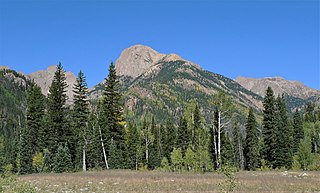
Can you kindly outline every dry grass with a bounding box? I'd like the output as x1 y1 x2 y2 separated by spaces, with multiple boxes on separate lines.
18 170 320 193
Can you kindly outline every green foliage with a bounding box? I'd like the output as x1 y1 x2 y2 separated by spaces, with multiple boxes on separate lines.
262 87 277 168
293 110 304 153
32 152 44 173
218 164 238 193
274 94 293 169
160 157 170 172
244 108 259 170
46 63 69 157
177 116 189 154
297 138 313 170
20 83 45 174
53 144 73 173
185 146 196 171
0 164 36 193
221 133 235 166
100 62 126 168
72 70 89 171
196 145 212 172
170 147 183 172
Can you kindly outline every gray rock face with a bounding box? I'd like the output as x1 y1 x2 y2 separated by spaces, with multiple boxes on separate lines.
235 76 320 99
28 66 77 104
115 45 189 78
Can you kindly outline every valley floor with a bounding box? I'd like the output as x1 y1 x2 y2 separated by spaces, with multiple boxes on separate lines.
19 170 320 193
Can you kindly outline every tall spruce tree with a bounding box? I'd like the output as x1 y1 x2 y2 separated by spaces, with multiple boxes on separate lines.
46 63 68 156
244 107 259 171
126 123 142 170
72 70 89 171
177 116 189 154
274 94 293 168
20 83 45 174
262 87 277 168
163 119 176 160
293 109 304 154
100 62 125 169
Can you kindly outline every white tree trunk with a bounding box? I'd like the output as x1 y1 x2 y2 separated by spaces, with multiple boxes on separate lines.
145 138 149 164
135 155 138 171
217 111 221 168
99 125 109 169
82 144 86 171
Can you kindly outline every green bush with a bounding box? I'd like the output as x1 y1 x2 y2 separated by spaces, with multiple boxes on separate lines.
0 164 36 193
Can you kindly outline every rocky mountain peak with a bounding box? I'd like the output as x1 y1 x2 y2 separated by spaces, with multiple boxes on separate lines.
115 45 165 78
235 76 320 99
28 65 77 104
115 45 190 79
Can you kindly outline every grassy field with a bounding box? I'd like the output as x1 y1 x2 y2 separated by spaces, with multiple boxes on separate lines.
18 170 320 193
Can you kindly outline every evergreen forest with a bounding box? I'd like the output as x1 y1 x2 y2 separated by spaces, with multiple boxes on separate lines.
1 63 320 175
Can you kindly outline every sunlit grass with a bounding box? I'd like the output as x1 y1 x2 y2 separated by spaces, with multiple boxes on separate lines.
18 170 320 193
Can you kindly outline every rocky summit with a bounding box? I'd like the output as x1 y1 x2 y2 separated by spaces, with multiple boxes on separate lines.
235 76 319 99
28 65 77 104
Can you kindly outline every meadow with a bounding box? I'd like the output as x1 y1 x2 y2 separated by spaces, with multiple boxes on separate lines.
18 170 320 193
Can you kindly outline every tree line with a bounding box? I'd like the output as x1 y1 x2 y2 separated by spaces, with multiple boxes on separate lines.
2 62 320 174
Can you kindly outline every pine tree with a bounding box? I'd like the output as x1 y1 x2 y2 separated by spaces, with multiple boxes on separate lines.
274 94 293 169
262 87 277 168
46 63 68 156
177 116 189 154
108 139 122 169
244 108 259 171
221 132 234 166
293 110 304 154
163 119 176 160
53 144 72 173
86 110 103 169
72 70 89 171
126 123 142 170
100 62 125 168
20 83 45 174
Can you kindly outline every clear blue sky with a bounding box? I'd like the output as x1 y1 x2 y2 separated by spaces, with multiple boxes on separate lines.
0 0 319 89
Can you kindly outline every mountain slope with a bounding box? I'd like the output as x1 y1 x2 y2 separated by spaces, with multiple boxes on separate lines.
236 76 320 110
89 45 264 122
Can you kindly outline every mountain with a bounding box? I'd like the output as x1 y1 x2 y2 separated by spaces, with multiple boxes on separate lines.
235 76 320 110
27 66 77 104
89 45 264 122
0 68 31 162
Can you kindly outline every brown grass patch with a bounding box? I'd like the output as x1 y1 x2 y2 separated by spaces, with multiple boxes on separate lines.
18 170 320 192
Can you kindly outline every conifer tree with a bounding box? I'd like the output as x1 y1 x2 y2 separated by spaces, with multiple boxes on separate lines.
72 70 89 171
221 132 234 166
293 109 304 153
149 116 161 168
177 116 189 154
86 110 103 169
46 63 68 155
163 119 176 160
20 83 45 174
126 123 142 170
262 87 277 168
274 94 293 168
53 144 72 173
100 62 125 168
108 139 122 169
244 108 259 170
